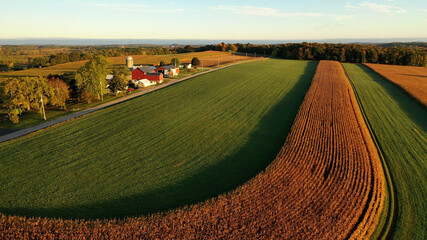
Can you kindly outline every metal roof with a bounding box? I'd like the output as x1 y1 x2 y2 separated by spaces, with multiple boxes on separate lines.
146 72 162 76
136 66 156 73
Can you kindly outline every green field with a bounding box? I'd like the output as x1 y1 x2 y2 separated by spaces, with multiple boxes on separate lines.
342 64 427 240
0 59 317 219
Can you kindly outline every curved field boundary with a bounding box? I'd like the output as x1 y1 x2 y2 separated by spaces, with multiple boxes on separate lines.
0 59 263 144
0 60 385 239
364 63 427 108
342 63 427 240
344 64 396 240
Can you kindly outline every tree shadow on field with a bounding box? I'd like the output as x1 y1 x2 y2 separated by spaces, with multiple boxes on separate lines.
359 65 427 132
0 61 318 220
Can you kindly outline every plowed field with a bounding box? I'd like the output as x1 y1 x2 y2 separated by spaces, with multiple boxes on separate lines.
0 60 385 239
364 63 427 107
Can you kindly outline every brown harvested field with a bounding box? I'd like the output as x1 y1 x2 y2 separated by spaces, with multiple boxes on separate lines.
181 54 257 67
0 51 244 79
364 63 427 107
0 61 385 239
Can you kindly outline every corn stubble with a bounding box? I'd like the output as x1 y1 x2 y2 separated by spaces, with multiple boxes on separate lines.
0 61 385 239
364 63 427 107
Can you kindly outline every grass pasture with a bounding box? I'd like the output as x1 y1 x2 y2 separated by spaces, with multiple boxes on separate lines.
0 59 317 219
342 63 427 240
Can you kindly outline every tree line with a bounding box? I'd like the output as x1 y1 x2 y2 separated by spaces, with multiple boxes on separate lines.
195 42 426 66
176 42 426 67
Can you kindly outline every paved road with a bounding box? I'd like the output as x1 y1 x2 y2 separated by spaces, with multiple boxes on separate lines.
0 60 262 143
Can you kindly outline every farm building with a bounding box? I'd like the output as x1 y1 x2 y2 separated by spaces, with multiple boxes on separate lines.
106 74 114 81
155 65 180 77
182 63 192 69
131 66 163 83
135 79 154 88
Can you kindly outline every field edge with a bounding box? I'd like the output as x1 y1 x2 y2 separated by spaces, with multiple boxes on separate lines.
343 63 396 240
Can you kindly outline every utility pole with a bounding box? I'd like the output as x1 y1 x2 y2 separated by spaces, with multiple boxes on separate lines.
100 80 103 101
255 52 256 58
217 57 219 67
246 52 247 60
40 93 46 120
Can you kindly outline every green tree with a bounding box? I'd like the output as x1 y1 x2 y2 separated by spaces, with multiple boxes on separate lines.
170 57 180 67
159 60 166 66
366 48 378 63
69 51 82 62
75 55 109 101
109 66 131 95
191 57 200 68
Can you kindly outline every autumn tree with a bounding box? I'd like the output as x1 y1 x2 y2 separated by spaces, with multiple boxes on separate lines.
2 77 51 122
47 76 70 109
75 55 109 101
109 66 131 95
227 44 238 52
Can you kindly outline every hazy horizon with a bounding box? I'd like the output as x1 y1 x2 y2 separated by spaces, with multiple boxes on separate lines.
1 37 427 46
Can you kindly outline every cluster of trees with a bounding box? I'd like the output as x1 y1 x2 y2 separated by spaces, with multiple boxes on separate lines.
0 75 70 123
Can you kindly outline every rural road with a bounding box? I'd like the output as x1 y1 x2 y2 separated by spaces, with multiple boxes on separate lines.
0 59 263 143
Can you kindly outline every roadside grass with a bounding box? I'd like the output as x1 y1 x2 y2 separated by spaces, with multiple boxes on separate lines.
0 59 317 219
342 63 427 240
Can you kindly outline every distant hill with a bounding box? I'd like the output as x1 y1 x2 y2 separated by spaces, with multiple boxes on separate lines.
0 38 426 46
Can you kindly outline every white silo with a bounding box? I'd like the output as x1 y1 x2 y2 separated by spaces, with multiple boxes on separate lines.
126 56 134 68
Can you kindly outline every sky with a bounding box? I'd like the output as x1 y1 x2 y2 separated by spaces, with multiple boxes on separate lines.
0 0 426 40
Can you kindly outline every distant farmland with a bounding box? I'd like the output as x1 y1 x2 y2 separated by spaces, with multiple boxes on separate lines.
0 51 253 78
343 63 427 240
0 59 315 219
364 63 427 107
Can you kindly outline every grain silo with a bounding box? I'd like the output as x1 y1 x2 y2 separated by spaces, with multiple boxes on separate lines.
126 56 134 68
